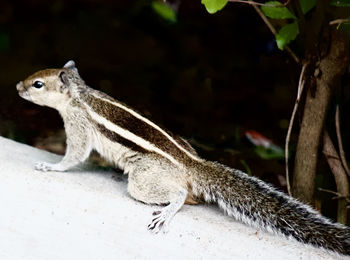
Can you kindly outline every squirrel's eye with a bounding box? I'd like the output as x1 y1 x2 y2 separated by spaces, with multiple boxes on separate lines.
32 81 44 89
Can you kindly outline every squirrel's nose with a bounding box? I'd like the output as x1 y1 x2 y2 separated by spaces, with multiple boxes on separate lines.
16 81 23 91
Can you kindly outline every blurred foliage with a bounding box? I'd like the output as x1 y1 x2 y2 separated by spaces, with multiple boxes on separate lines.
151 1 177 23
201 0 228 14
254 145 284 160
338 21 350 33
261 1 296 19
203 0 350 51
275 21 299 50
330 0 350 7
299 0 316 14
260 0 315 50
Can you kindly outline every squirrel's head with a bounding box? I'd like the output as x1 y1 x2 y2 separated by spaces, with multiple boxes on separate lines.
16 60 83 110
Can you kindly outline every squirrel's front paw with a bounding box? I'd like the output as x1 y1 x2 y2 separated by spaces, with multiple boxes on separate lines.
35 162 56 172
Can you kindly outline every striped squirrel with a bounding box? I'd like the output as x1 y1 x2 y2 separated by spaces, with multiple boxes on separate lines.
17 61 350 255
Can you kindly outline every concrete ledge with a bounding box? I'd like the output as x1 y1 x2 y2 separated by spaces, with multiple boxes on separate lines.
0 136 345 259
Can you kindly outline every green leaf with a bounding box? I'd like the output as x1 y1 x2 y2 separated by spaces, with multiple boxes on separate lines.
151 1 177 23
254 146 285 160
330 0 350 7
201 0 228 14
299 0 316 14
261 1 296 19
337 20 350 34
276 21 299 50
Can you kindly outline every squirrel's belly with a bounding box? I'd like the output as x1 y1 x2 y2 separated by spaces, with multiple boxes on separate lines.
92 131 136 171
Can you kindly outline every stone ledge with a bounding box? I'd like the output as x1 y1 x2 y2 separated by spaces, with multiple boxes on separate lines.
0 136 344 260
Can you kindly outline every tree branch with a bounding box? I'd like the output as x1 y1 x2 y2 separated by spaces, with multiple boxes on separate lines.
318 187 342 197
335 105 350 177
323 130 350 224
292 0 305 31
318 188 350 202
228 0 291 7
329 18 350 26
285 62 308 196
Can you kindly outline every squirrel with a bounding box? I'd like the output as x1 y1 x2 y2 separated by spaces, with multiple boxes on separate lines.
17 61 350 255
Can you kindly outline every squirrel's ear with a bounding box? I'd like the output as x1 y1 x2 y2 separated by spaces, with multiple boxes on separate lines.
59 71 70 86
59 71 71 94
63 60 78 73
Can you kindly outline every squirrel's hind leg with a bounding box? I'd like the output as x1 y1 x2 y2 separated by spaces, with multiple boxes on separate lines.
148 190 187 233
126 156 188 232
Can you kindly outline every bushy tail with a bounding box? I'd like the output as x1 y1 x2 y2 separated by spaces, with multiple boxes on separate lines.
191 160 350 255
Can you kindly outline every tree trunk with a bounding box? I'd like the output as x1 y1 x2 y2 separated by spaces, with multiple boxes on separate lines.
292 30 350 205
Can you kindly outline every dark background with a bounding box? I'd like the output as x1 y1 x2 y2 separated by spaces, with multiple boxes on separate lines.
1 0 349 217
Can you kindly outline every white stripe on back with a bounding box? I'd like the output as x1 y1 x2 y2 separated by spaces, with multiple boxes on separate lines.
90 92 201 162
86 106 180 166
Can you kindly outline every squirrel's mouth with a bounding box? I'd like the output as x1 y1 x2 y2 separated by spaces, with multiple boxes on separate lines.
18 91 30 100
